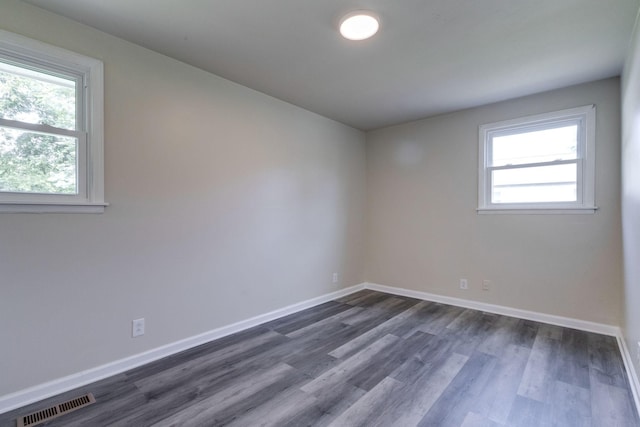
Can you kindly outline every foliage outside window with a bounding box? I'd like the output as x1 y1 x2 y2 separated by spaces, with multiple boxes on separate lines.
0 30 105 213
478 105 596 214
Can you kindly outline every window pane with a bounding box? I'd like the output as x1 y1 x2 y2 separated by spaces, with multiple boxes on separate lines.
491 163 577 204
491 124 578 167
0 61 76 130
0 126 77 194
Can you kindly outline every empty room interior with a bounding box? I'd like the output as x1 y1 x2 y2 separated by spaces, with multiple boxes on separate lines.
2 0 640 426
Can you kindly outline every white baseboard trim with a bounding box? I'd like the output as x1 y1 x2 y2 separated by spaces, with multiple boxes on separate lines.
363 282 619 336
616 334 640 419
3 281 637 417
0 283 365 415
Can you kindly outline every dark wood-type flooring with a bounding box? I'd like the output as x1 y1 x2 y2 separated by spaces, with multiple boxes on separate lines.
2 290 639 426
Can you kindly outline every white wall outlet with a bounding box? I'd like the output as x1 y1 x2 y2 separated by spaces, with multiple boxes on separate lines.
332 272 339 284
132 318 145 338
459 279 468 290
482 280 491 291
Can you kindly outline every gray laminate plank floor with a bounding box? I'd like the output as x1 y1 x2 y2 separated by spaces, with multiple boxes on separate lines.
1 290 639 427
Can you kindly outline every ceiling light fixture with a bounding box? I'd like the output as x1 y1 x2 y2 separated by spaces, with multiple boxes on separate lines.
339 11 379 41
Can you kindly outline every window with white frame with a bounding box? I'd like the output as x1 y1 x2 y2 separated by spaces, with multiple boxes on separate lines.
0 30 105 213
478 105 596 214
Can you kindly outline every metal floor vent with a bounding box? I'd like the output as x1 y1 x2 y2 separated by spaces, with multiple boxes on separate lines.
17 393 95 427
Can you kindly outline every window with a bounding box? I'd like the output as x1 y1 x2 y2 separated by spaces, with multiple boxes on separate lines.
478 105 596 214
0 30 105 213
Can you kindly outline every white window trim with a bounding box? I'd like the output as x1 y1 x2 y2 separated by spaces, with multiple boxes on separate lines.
0 30 107 213
477 105 597 215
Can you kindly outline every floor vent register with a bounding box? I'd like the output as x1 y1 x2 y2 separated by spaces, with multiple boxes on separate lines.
17 393 96 427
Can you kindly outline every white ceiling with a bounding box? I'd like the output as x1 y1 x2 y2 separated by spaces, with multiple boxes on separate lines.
25 0 640 130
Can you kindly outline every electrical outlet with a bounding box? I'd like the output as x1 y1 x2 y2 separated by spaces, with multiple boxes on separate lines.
332 272 339 284
482 280 491 291
459 279 468 290
132 318 145 338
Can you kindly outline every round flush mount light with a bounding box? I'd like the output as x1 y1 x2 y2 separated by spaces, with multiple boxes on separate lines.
339 11 379 41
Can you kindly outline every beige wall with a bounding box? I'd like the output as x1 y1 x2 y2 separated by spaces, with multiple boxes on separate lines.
622 10 640 384
0 0 366 396
366 78 623 325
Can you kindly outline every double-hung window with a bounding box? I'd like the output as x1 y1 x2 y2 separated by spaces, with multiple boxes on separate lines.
478 105 596 214
0 30 105 213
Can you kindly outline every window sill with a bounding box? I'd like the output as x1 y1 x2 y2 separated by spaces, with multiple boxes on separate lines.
0 202 108 213
477 206 598 215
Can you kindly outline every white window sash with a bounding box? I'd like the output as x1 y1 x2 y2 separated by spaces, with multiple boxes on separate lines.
0 30 106 213
487 158 579 172
0 131 87 203
478 105 596 214
0 118 81 138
